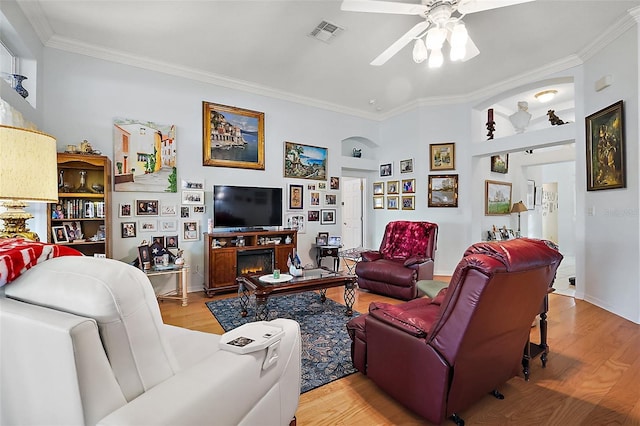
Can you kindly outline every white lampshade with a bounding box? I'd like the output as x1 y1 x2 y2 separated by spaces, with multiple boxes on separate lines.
425 27 447 50
428 48 444 68
412 39 428 64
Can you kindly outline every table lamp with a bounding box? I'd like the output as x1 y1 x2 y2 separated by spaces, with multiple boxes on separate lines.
510 200 528 236
0 125 58 241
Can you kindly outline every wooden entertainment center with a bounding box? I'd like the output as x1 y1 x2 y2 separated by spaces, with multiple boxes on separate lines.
203 229 298 296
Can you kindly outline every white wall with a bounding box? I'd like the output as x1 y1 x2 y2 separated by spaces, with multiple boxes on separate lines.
41 49 378 290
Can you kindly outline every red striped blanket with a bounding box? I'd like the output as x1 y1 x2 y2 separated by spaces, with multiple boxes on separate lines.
0 238 82 287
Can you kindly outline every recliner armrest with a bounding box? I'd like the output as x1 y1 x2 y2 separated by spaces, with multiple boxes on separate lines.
361 251 383 262
368 301 435 338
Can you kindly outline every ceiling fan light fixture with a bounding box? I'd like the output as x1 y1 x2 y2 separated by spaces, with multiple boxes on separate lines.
450 44 466 61
425 27 447 50
412 39 428 63
534 89 558 103
450 21 468 47
428 48 444 68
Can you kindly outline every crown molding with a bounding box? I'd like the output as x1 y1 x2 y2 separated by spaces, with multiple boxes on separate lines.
16 0 53 44
578 5 639 62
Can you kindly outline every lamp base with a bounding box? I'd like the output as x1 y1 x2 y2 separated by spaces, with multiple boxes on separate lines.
0 200 40 241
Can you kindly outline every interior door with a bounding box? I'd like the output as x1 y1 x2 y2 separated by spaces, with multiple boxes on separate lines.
542 182 559 244
341 177 363 249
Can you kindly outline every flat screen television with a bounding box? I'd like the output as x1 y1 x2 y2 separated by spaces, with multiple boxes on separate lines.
213 185 283 230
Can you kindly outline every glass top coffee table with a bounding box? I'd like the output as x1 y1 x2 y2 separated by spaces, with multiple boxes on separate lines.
236 267 356 321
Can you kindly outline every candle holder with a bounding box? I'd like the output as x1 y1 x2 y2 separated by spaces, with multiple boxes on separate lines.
486 108 495 140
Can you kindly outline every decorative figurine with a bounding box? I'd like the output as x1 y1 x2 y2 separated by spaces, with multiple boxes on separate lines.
547 110 567 126
174 249 185 266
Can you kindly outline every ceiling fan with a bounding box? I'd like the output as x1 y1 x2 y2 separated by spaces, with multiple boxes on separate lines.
341 0 535 68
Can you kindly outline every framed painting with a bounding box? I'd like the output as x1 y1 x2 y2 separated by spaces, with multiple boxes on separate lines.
387 195 399 210
136 200 159 216
320 209 336 225
113 117 177 193
373 182 384 195
402 178 415 193
400 158 413 174
380 163 392 177
485 180 512 215
585 100 625 191
202 101 265 170
288 184 304 210
429 142 455 171
284 141 327 180
401 196 415 210
428 175 458 208
490 154 509 174
386 180 399 194
373 195 384 209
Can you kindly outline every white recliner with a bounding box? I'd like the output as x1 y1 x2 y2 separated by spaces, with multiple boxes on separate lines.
0 256 301 426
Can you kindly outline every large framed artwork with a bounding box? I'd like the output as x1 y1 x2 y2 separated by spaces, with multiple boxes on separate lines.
485 180 512 215
202 101 265 170
428 175 458 208
113 117 177 192
284 141 327 180
429 142 455 171
585 100 625 191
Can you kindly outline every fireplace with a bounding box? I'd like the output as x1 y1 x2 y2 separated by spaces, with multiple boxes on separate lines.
237 249 274 275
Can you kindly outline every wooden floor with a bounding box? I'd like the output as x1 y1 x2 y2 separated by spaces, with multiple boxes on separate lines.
159 281 640 425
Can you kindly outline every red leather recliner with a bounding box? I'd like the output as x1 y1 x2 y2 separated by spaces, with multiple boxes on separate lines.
347 238 562 425
355 221 438 300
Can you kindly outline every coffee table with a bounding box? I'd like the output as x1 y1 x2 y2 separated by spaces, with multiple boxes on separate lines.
236 267 356 321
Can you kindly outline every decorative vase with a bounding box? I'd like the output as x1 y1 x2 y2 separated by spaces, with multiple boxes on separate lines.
509 101 531 134
11 74 28 99
352 148 362 158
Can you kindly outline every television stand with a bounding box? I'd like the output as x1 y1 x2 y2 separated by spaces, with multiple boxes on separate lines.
203 229 297 296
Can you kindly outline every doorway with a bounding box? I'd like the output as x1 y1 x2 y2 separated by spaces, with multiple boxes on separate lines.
341 177 364 249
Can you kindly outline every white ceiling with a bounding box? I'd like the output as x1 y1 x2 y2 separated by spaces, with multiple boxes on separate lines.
15 0 640 118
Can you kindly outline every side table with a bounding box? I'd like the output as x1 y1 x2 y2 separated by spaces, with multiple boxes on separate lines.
315 245 340 271
522 287 554 380
145 264 189 307
338 247 369 274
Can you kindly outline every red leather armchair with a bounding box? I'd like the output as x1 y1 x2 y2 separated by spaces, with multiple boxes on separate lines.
347 238 562 425
355 221 438 300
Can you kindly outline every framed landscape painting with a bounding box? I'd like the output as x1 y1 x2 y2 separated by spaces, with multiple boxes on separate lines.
485 180 512 215
202 101 265 170
284 141 327 180
490 154 509 174
585 100 625 191
428 175 458 208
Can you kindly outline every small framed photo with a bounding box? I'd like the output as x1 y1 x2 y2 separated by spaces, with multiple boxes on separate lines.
161 204 177 216
308 210 320 222
490 154 509 174
386 180 399 195
373 195 384 209
152 236 165 246
387 196 399 210
330 177 340 190
96 202 105 218
318 232 329 241
324 193 337 206
310 192 320 206
119 203 132 218
316 236 327 246
181 179 204 190
160 220 177 232
318 182 327 190
121 221 137 238
136 200 159 216
180 206 190 218
63 221 83 241
429 142 455 171
402 178 415 193
137 244 151 269
182 190 204 205
320 209 336 225
400 158 414 174
52 226 69 243
192 206 206 214
401 195 415 210
373 182 384 195
182 221 200 241
428 175 459 208
139 219 157 232
288 184 304 210
84 202 95 219
165 235 179 248
380 163 392 177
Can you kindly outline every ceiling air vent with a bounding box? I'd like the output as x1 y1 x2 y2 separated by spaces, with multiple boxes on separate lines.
309 20 344 43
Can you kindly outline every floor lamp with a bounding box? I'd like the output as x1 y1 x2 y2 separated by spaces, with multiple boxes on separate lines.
510 200 528 237
0 125 58 241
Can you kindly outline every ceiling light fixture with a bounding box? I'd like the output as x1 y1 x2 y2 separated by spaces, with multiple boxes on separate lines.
534 90 558 103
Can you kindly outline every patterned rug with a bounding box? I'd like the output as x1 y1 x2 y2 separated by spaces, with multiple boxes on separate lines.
206 291 360 393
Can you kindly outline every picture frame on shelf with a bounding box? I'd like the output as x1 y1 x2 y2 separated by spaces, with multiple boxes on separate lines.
585 100 625 191
316 236 327 246
400 158 414 174
137 244 151 269
288 184 304 210
402 178 415 193
373 195 384 209
428 175 458 208
318 232 329 241
202 101 265 170
401 195 415 210
121 221 137 238
320 209 336 225
283 141 327 180
136 200 159 216
490 154 509 174
52 226 68 244
387 195 399 210
386 180 399 194
63 221 83 241
373 182 384 195
429 142 455 171
379 163 392 177
165 235 179 248
485 180 512 215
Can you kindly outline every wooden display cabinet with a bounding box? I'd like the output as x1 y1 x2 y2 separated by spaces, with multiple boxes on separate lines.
47 153 112 258
204 229 297 296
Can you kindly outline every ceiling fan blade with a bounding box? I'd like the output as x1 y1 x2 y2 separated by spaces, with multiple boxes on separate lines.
341 0 428 16
461 36 480 62
457 0 535 15
370 20 429 66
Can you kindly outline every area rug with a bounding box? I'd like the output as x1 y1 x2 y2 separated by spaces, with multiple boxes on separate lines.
206 291 360 393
